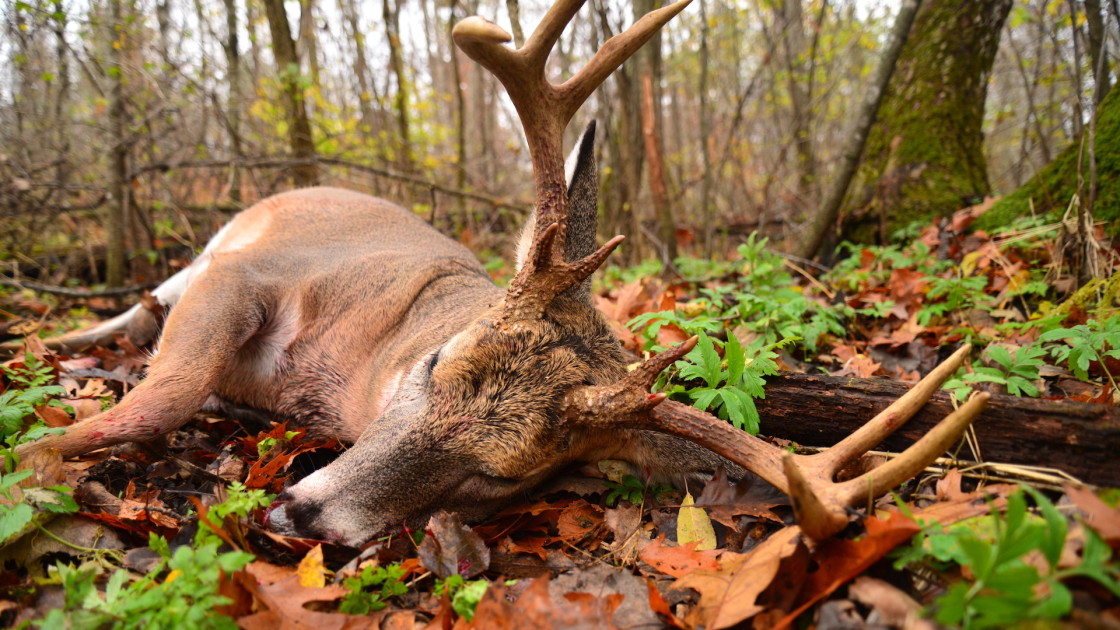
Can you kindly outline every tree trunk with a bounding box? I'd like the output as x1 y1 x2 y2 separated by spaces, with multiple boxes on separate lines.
641 72 677 265
976 86 1120 234
797 0 921 260
223 0 244 204
262 0 318 187
383 0 413 172
299 0 321 90
107 0 129 287
778 0 815 209
838 0 1012 245
698 0 713 258
756 372 1120 487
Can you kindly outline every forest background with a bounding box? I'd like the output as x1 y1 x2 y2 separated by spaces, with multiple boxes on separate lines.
0 0 1114 283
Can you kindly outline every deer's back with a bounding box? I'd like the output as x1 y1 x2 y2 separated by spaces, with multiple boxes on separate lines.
182 187 501 440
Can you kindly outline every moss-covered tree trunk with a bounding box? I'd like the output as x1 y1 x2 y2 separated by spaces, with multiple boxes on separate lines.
976 87 1120 233
839 0 1012 243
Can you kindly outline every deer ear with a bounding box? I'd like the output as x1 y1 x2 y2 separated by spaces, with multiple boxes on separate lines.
516 121 599 272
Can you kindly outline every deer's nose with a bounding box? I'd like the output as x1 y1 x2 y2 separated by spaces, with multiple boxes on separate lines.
265 490 326 540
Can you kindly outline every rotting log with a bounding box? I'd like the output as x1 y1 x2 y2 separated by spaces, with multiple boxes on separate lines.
757 373 1120 487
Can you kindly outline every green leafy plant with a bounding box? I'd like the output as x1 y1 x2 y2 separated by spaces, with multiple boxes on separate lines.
665 331 791 434
1039 316 1120 391
0 352 69 440
917 275 990 326
256 430 300 458
339 562 409 615
893 486 1120 629
434 574 514 621
34 483 267 627
602 473 673 507
943 343 1046 401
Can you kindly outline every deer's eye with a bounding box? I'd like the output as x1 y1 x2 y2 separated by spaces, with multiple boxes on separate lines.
425 348 442 376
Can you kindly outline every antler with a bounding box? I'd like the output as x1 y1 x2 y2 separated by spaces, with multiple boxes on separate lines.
564 343 988 540
453 0 693 327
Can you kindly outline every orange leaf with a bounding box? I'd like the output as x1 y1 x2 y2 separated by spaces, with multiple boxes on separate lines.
639 534 721 578
671 525 803 629
775 513 921 628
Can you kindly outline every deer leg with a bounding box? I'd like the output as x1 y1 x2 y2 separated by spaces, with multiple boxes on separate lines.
19 270 264 460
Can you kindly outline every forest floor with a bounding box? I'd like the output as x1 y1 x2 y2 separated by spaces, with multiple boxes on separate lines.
1 202 1119 629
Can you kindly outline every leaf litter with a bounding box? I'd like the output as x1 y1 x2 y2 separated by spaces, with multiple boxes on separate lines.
1 207 1118 627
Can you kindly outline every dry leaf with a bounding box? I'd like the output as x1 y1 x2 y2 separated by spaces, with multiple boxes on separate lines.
638 534 721 578
297 544 326 588
671 525 803 629
418 510 490 579
235 562 358 630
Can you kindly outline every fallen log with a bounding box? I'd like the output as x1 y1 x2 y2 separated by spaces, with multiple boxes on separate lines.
757 373 1120 487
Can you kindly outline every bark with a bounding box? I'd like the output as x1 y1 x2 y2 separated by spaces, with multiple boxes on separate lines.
222 0 243 204
837 0 1012 246
107 0 128 287
797 0 921 260
299 0 322 90
698 0 713 257
778 0 815 207
641 72 677 265
976 86 1120 235
756 373 1120 487
383 0 413 171
262 0 319 186
1084 0 1111 106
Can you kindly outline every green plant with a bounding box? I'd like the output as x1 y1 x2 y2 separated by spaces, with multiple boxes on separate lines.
943 343 1046 401
35 483 265 627
664 331 791 434
256 430 300 459
917 274 990 326
0 352 69 440
1039 315 1120 391
434 574 513 621
893 486 1120 629
603 473 673 507
339 562 408 615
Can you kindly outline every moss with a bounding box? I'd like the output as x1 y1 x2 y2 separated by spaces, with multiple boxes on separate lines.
975 87 1120 234
841 0 1012 243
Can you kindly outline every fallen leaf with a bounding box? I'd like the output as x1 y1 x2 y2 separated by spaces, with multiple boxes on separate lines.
776 512 921 628
638 534 721 578
676 492 716 551
1066 484 1120 546
671 525 803 629
235 561 358 630
694 468 788 527
461 577 620 630
297 544 326 588
848 576 934 629
419 510 490 579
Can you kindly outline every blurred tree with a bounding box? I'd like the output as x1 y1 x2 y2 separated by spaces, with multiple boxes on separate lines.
838 0 1012 244
263 0 319 186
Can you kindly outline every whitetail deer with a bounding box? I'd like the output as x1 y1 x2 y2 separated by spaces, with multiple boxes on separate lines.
16 0 988 546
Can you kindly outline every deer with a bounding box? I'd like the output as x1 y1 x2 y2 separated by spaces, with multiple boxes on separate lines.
14 0 989 547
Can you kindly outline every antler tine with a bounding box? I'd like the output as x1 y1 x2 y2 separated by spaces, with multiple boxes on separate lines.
557 0 694 115
563 336 698 424
786 392 989 540
500 232 626 328
803 344 972 475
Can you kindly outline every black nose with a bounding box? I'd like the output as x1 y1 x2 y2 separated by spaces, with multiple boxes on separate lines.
266 491 324 539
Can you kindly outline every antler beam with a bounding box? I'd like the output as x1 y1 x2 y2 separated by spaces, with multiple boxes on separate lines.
565 343 988 540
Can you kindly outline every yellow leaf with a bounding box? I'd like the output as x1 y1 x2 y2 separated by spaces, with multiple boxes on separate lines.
297 544 326 588
164 569 182 584
677 492 717 551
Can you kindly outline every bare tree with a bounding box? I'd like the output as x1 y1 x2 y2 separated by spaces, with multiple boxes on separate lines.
263 0 319 186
